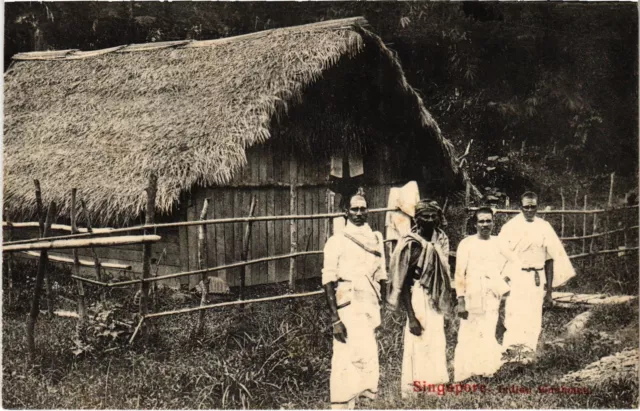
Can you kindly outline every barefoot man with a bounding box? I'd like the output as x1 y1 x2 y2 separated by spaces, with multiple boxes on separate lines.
499 192 575 359
322 191 387 409
388 199 452 397
454 207 515 381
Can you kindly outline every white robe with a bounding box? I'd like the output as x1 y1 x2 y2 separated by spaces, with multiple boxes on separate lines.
322 222 387 406
453 235 514 382
401 280 449 398
498 214 575 352
392 229 451 398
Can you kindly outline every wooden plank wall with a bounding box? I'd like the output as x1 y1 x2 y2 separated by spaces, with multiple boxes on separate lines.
189 183 394 287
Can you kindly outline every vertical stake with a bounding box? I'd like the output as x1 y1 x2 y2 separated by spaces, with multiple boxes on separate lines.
195 198 210 335
289 157 298 291
71 189 87 337
140 174 157 335
560 188 565 238
26 201 55 362
240 196 257 306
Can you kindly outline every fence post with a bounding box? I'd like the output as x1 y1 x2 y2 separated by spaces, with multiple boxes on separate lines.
34 180 54 317
81 200 105 303
289 165 298 291
463 180 471 237
582 196 588 254
70 189 88 341
608 172 615 208
26 201 55 362
573 188 579 237
240 196 257 305
560 188 565 237
140 174 157 322
582 195 588 272
195 198 210 335
5 212 13 306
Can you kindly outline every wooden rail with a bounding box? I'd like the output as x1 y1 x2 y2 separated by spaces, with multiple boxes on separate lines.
71 250 324 287
20 251 131 270
569 247 638 260
145 289 325 319
3 207 398 247
3 235 161 252
560 226 639 241
3 221 113 233
466 205 638 215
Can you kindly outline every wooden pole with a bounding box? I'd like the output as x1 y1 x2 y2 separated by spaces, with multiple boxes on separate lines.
1 221 113 233
582 196 588 254
573 188 579 236
101 250 324 287
590 214 598 253
195 198 210 335
33 181 54 317
5 213 14 306
560 188 565 237
240 196 257 304
34 180 45 237
3 207 399 247
26 201 55 362
21 251 131 269
70 189 87 334
145 290 325 319
3 235 161 252
463 180 471 236
81 200 105 302
581 195 587 272
608 172 616 208
289 164 298 291
140 174 157 320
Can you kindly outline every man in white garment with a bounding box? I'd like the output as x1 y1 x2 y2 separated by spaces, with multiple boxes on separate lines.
499 192 576 360
322 191 387 409
388 199 452 398
454 207 516 381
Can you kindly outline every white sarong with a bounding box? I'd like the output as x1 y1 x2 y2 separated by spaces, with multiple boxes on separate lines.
401 280 449 398
453 235 512 381
502 272 546 352
323 222 387 407
454 294 502 381
499 213 575 353
330 301 380 406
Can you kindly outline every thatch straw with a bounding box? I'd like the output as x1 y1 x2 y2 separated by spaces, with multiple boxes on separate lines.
4 17 465 225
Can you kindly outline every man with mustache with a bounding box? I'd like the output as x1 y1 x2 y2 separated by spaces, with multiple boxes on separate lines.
499 192 575 361
322 190 387 409
388 199 452 398
454 207 516 381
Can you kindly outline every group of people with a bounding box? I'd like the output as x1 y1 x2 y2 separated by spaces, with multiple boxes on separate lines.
322 191 575 408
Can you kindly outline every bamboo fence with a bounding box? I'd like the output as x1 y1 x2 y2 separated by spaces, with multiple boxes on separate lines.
5 174 638 346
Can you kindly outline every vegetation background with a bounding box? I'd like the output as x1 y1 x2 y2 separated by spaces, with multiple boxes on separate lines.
4 2 638 203
3 2 638 409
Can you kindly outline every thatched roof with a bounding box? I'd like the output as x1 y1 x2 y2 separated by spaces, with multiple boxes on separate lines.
4 17 465 225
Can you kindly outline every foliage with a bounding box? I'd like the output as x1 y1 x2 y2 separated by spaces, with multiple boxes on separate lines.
3 276 638 409
72 301 133 357
4 3 638 199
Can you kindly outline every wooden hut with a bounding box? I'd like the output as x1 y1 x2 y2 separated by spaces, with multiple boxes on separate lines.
4 17 467 289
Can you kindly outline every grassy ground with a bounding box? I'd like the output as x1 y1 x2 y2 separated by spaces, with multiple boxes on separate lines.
3 276 638 409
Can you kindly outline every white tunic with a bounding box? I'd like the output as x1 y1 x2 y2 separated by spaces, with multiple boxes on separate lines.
453 235 514 381
498 214 575 352
322 221 387 406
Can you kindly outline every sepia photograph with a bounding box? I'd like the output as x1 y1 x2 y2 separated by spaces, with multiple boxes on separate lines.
2 1 639 409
